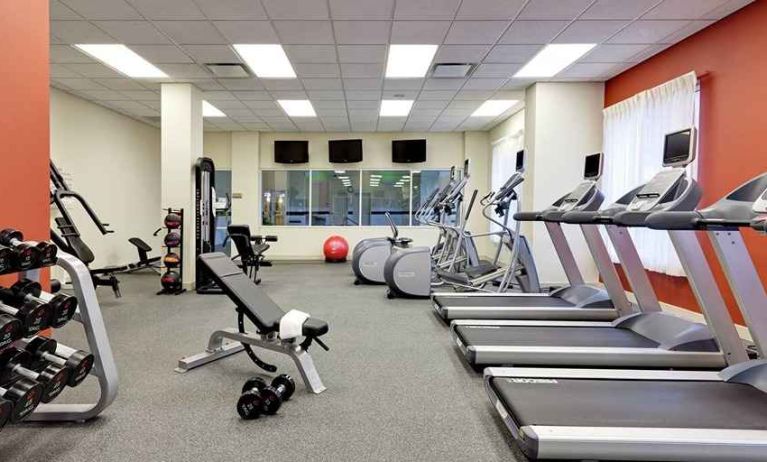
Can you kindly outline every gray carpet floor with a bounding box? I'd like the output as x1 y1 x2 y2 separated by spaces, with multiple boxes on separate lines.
0 262 523 462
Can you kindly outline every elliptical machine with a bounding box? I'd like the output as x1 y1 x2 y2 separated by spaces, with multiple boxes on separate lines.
351 212 412 285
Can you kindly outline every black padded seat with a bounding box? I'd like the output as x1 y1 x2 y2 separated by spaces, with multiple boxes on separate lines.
128 237 152 252
199 253 328 337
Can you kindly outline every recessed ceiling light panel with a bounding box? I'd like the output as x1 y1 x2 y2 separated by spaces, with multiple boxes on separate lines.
202 101 226 117
380 100 413 117
471 100 519 117
233 44 296 79
514 44 596 78
74 44 167 78
277 100 317 117
386 45 438 78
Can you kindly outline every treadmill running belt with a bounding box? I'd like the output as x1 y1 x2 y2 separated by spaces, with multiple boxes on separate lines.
491 378 767 429
435 296 573 308
455 325 659 348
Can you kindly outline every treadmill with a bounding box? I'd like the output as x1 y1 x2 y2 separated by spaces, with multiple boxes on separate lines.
484 170 767 461
433 153 636 322
450 128 748 369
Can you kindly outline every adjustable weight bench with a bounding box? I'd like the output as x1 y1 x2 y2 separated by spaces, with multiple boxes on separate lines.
176 252 329 394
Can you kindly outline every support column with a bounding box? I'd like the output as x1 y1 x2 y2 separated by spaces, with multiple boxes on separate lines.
230 132 261 236
161 83 203 288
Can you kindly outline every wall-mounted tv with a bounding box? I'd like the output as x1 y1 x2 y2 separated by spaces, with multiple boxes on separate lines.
274 140 309 164
392 139 426 163
329 139 363 163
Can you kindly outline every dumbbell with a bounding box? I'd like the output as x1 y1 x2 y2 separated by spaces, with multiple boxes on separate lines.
0 245 14 273
0 314 22 350
0 396 11 432
238 374 295 418
21 337 94 387
0 349 70 403
0 300 51 337
0 279 78 328
0 378 43 423
0 229 57 268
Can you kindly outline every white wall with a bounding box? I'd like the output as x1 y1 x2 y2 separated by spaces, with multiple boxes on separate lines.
50 88 162 268
203 132 232 170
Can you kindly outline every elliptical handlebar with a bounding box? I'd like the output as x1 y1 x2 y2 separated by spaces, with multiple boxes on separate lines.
464 189 479 223
384 211 398 239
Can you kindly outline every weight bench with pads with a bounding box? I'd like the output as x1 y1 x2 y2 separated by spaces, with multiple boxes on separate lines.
176 253 329 394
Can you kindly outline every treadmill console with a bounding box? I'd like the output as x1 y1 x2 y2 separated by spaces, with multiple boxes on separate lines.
626 168 686 212
558 181 597 212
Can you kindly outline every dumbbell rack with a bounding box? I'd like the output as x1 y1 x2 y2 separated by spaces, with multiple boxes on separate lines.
158 207 185 295
1 252 118 422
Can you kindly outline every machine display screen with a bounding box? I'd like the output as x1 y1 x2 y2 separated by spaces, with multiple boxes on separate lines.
583 153 602 179
515 150 525 171
663 128 695 166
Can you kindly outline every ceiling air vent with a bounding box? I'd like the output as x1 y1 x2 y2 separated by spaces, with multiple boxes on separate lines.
206 63 250 78
431 63 475 78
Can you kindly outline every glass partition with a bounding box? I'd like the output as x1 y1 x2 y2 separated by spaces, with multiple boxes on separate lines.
311 170 360 226
261 170 310 226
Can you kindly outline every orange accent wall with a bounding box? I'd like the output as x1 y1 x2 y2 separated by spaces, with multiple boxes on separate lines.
0 1 50 286
605 1 767 325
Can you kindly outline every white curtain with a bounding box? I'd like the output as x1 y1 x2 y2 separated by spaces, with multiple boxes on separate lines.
601 71 698 276
490 129 524 240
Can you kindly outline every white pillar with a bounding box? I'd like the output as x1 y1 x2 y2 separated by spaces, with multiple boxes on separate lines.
161 83 203 287
230 132 261 234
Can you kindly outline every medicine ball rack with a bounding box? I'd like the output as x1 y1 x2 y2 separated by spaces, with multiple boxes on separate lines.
158 208 186 295
0 241 118 423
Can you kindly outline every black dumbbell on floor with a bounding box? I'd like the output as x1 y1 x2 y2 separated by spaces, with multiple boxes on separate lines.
0 300 51 337
0 378 43 423
237 374 295 419
0 314 22 350
0 279 78 328
21 337 94 387
0 229 57 267
0 396 11 432
0 349 70 403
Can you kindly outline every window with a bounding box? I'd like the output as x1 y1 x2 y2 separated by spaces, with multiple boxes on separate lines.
261 170 309 226
412 170 453 224
362 170 410 226
311 170 360 226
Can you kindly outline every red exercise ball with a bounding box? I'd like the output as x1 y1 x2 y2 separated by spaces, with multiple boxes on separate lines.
323 235 348 263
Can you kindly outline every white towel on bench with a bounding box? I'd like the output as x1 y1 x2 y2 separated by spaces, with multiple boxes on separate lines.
280 309 310 340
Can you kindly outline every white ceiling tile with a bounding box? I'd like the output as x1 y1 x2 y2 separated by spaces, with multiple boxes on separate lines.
51 45 94 63
213 21 278 43
142 100 161 109
484 44 542 63
333 21 392 44
445 21 509 44
554 20 628 42
132 45 194 63
643 0 728 20
93 78 146 90
394 0 462 19
186 78 226 90
195 0 268 20
502 78 535 89
94 21 172 45
273 21 335 44
241 122 270 130
158 64 213 78
285 45 338 63
383 79 424 90
660 20 715 43
608 20 691 43
351 120 378 131
329 0 395 19
302 78 343 90
139 81 162 90
314 99 346 109
127 0 205 19
51 78 106 90
518 0 593 19
262 0 328 19
307 90 346 99
347 100 378 108
244 100 280 109
378 118 406 131
155 21 227 45
79 89 130 100
343 78 383 89
51 63 82 77
227 108 259 119
455 0 527 19
557 62 617 78
340 63 384 78
703 0 755 20
295 63 341 78
413 100 449 109
61 0 141 19
269 90 309 99
50 33 65 44
581 0 659 20
182 45 240 63
262 79 304 90
120 90 159 100
50 20 116 43
316 108 347 117
64 63 123 78
108 100 158 115
391 21 451 44
203 90 237 100
442 108 474 116
232 90 272 100
462 78 507 90
322 119 351 131
255 109 288 117
212 100 248 109
410 109 442 119
580 44 650 62
454 90 494 100
345 90 382 100
405 121 434 130
500 20 570 44
423 78 465 90
419 90 458 99
337 45 387 63
434 45 491 62
382 90 419 99
294 120 325 131
51 1 81 20
472 63 521 77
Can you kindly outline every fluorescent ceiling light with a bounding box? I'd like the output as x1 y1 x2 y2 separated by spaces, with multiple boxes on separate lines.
73 44 167 78
471 100 519 117
514 44 596 78
233 44 296 78
202 101 225 117
277 100 316 117
370 174 382 178
380 100 413 117
386 44 438 78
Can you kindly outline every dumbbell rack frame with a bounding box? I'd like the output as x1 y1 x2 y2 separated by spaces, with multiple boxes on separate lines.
19 252 118 422
158 207 186 295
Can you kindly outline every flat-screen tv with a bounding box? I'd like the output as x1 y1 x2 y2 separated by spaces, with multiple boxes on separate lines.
663 128 696 167
583 153 603 179
274 140 309 164
329 139 362 163
392 139 426 163
515 150 525 171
